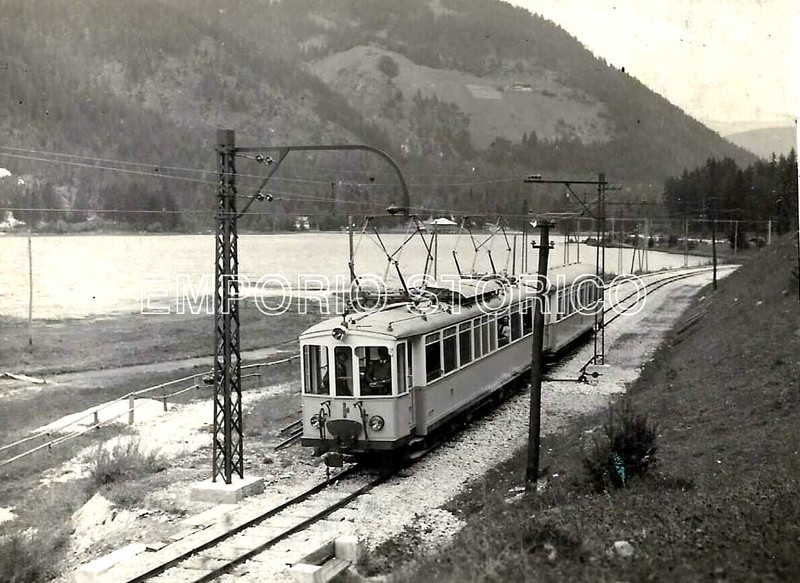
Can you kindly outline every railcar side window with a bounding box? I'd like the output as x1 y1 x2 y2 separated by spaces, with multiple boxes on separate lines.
510 306 521 341
497 313 509 347
459 322 472 366
473 317 483 358
425 333 442 382
303 345 329 395
443 326 458 374
332 346 354 396
487 317 496 352
407 344 413 389
396 343 407 394
361 345 391 396
522 300 533 336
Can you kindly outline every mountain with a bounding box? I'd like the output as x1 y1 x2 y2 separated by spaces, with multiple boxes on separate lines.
724 126 797 159
0 0 758 230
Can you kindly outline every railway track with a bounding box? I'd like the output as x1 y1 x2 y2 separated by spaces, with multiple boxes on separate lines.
100 465 389 582
603 265 729 326
89 265 727 583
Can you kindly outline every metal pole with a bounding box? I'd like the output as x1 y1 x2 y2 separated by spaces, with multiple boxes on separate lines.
734 220 739 257
348 214 355 284
526 221 552 489
433 224 438 280
522 223 527 272
213 129 243 484
684 219 689 267
512 234 517 276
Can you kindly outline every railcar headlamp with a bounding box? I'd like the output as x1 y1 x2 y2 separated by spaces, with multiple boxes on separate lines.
332 326 347 340
369 415 385 431
310 414 321 428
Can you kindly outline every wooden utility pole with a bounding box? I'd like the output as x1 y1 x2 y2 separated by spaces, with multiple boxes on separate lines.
526 220 553 489
28 231 33 346
712 216 718 291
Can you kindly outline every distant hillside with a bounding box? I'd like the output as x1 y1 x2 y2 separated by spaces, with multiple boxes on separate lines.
725 126 797 159
0 0 758 231
308 45 612 150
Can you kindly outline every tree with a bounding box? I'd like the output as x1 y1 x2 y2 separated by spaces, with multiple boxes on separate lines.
377 55 399 78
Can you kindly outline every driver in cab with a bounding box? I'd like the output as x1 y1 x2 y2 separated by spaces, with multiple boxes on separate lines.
364 347 391 395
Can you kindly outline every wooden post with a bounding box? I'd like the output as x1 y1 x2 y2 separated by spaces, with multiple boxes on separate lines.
526 220 552 490
128 396 135 425
28 231 33 346
712 217 718 291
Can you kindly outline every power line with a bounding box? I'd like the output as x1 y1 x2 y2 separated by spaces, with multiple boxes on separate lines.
0 145 216 178
0 145 541 189
0 151 219 186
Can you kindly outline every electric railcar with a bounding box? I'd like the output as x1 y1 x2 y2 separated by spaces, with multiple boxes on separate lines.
299 263 600 464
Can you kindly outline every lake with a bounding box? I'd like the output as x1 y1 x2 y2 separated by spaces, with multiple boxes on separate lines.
0 232 711 319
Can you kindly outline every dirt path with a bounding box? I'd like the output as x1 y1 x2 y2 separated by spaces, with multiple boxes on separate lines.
0 344 297 398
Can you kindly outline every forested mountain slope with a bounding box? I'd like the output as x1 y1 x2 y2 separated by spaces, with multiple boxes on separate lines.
0 0 756 230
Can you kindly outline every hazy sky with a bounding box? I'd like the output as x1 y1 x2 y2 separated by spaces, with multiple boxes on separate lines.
506 0 798 127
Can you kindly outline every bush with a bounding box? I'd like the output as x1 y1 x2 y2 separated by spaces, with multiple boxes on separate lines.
88 439 166 488
583 399 657 491
0 527 70 583
377 55 399 78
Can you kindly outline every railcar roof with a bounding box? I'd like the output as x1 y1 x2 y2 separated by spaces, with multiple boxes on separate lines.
300 263 596 341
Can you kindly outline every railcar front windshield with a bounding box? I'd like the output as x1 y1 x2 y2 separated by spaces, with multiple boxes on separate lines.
359 345 393 396
304 343 398 397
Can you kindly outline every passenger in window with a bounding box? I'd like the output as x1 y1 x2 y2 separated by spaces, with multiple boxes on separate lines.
498 316 510 346
365 347 391 394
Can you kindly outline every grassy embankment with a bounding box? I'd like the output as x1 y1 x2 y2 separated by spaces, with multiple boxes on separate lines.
385 234 800 582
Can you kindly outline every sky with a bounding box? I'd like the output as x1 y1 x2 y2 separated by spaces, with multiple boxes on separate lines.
506 0 798 129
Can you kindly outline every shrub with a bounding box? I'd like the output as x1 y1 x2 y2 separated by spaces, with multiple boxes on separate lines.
377 55 399 78
0 527 70 583
583 398 658 491
87 439 166 488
